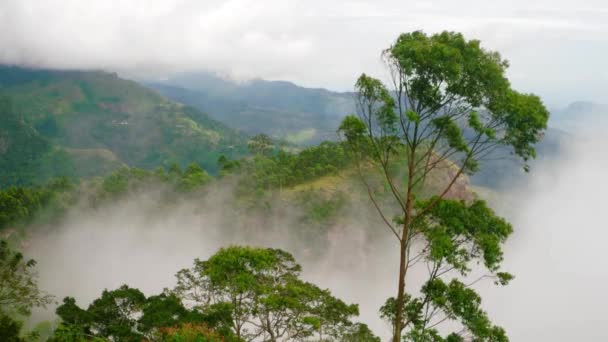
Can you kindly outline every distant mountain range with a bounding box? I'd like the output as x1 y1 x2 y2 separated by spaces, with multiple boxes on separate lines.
146 72 355 145
147 72 593 189
0 66 247 186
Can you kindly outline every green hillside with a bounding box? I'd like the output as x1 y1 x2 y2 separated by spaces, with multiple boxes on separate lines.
147 72 355 145
0 97 76 187
0 66 248 186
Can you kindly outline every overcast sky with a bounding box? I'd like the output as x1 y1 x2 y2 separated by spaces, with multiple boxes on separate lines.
1 0 607 107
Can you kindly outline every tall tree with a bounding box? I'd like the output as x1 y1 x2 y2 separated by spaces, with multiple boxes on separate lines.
173 246 369 341
339 31 548 341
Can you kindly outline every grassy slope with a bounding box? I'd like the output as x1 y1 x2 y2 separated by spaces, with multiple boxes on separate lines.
284 158 473 203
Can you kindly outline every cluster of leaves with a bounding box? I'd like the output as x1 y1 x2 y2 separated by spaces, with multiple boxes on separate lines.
0 313 25 342
0 240 54 317
97 163 211 199
51 246 376 342
0 178 75 232
51 287 235 342
0 239 54 341
158 323 226 342
377 199 514 341
0 162 212 234
173 246 375 342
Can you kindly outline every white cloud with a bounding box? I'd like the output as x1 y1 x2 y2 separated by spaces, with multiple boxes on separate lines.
1 0 607 105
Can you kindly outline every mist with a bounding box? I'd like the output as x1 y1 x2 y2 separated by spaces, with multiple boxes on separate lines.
24 181 399 337
21 116 608 340
478 123 608 341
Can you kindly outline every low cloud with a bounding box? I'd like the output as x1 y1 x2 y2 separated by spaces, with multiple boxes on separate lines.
1 0 607 106
478 122 608 340
24 116 608 340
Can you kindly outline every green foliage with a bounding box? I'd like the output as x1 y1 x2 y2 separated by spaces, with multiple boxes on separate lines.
98 163 211 200
339 30 549 341
174 246 369 341
159 323 226 342
378 199 513 341
48 323 105 342
0 163 213 237
247 133 275 156
0 240 54 316
54 286 217 342
0 96 75 188
178 163 212 192
224 141 351 202
388 30 547 168
0 313 24 342
341 323 381 342
418 199 513 272
0 177 75 231
52 247 372 341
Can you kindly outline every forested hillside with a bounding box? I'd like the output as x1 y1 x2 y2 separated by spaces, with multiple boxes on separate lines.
0 66 248 187
0 98 74 187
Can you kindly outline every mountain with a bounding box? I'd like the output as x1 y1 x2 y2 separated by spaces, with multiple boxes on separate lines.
0 66 248 186
549 101 608 132
146 72 355 145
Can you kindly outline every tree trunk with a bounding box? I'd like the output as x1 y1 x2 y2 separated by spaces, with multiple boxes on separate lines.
393 237 408 342
394 146 416 342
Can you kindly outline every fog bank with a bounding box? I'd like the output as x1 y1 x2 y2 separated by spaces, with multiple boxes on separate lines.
25 184 398 336
480 125 608 341
24 121 608 340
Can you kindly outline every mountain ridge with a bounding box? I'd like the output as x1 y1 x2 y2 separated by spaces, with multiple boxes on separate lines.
146 72 356 145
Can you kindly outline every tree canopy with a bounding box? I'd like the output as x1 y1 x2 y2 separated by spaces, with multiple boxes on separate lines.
52 246 377 342
174 246 370 342
339 30 549 342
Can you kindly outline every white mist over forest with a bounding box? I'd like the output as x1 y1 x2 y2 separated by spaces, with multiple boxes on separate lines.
23 115 608 341
479 122 608 341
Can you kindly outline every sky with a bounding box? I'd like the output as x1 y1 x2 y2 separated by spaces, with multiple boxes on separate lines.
1 0 607 107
